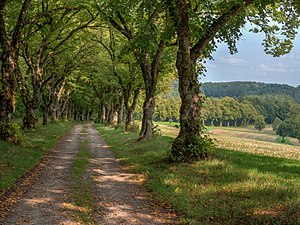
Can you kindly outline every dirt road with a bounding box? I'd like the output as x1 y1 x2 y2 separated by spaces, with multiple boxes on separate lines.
2 124 178 224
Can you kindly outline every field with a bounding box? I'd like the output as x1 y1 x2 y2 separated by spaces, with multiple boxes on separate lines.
157 122 300 160
95 123 300 224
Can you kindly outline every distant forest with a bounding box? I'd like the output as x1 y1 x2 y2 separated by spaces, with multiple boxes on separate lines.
155 81 300 139
201 82 300 102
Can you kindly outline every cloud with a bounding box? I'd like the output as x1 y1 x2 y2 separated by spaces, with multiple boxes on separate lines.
220 56 247 65
258 63 289 74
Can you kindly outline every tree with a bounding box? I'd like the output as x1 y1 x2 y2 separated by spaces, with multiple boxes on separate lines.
254 116 266 132
272 117 282 133
166 0 299 161
277 121 295 142
101 0 175 139
91 27 143 130
0 0 32 123
16 2 97 129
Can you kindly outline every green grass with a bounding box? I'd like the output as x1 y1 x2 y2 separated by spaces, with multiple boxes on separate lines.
0 121 75 192
70 139 94 224
276 137 292 145
94 124 300 224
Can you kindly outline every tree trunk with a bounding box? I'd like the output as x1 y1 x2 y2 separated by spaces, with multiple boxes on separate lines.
97 102 106 123
170 1 202 158
23 107 38 129
0 49 17 123
138 42 164 140
139 93 155 139
124 87 140 132
171 60 202 157
15 65 41 129
50 101 57 122
0 0 32 125
61 99 69 121
116 95 124 129
125 109 134 131
42 107 49 125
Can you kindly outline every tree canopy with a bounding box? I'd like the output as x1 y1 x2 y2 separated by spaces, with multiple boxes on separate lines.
0 0 299 161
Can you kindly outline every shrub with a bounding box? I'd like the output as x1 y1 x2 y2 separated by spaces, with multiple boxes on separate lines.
127 122 140 132
152 124 162 137
169 135 215 162
0 122 23 144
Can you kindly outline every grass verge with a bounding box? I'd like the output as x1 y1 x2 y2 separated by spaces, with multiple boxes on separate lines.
94 124 300 224
0 121 75 193
70 139 93 224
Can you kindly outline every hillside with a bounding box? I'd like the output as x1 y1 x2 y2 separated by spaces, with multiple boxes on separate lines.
201 81 300 101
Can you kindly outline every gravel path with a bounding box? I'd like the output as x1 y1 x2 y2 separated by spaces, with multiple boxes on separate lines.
2 124 179 225
3 124 82 225
86 124 179 225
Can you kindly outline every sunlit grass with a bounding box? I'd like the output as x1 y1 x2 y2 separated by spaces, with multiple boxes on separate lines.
70 139 94 224
156 123 300 160
94 124 300 224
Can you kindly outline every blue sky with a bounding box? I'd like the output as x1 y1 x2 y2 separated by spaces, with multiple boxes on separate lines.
201 28 300 87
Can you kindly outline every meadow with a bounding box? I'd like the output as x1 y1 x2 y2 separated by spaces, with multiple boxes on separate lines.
158 122 300 160
95 123 300 224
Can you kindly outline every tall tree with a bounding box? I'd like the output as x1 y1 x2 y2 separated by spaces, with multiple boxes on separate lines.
16 2 97 129
101 0 174 139
166 0 299 161
0 0 32 124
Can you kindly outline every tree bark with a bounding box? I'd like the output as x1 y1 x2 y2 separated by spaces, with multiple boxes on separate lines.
0 49 17 123
0 0 32 124
116 94 124 129
138 41 165 140
139 92 155 139
42 106 49 125
169 1 202 156
124 87 140 132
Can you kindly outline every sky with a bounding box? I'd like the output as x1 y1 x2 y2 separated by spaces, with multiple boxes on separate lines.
201 27 300 87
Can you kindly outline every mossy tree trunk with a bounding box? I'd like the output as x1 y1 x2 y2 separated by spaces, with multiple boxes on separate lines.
0 49 17 123
168 0 253 160
138 41 165 140
124 87 140 132
0 0 32 124
116 94 124 129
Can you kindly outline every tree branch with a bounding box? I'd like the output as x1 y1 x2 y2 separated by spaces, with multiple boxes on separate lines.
0 0 9 48
109 16 132 40
12 0 32 47
151 40 165 79
191 0 254 60
51 15 96 52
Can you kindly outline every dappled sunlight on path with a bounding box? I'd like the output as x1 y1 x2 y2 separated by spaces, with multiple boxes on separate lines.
87 124 179 224
3 125 82 225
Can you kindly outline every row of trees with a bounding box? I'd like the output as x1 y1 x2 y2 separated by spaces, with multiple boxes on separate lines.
202 97 258 127
202 82 300 102
1 0 299 161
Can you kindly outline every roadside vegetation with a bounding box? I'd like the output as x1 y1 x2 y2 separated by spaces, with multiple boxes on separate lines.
0 121 75 192
95 123 300 224
69 137 94 224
